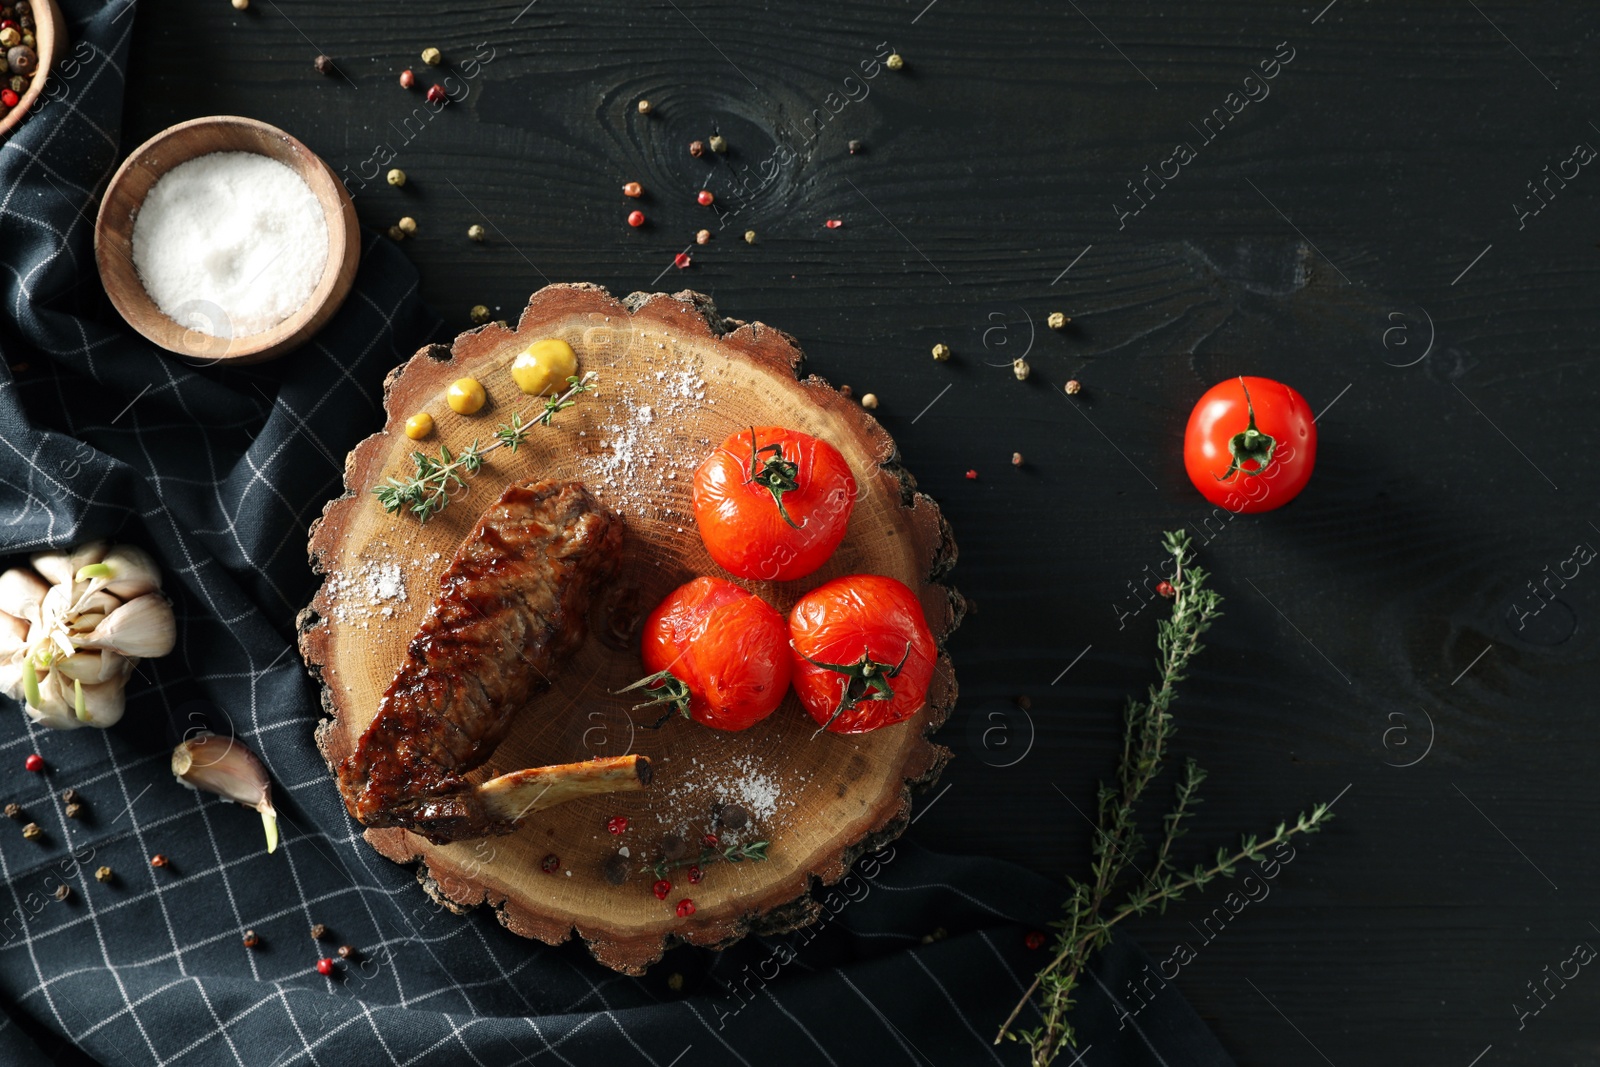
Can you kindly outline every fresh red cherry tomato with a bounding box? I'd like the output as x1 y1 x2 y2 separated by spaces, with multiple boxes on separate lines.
788 574 937 734
692 427 857 582
1183 376 1316 513
625 577 791 731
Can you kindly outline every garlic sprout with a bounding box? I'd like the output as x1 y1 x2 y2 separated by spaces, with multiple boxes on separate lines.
172 732 279 853
0 539 174 729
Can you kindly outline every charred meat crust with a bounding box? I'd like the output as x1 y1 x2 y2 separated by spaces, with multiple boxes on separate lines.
336 479 623 841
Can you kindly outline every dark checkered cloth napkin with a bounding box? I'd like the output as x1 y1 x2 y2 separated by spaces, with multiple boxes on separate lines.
0 3 1234 1064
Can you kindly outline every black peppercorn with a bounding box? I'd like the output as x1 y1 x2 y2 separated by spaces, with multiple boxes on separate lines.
313 54 335 75
310 923 327 940
719 804 750 830
660 834 688 861
60 788 76 803
64 802 82 819
689 139 705 158
602 854 630 885
3 802 19 820
337 944 356 959
6 45 34 75
53 884 70 902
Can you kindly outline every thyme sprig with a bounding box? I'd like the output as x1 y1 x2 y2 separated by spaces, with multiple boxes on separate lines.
994 530 1337 1065
643 840 769 880
373 372 595 522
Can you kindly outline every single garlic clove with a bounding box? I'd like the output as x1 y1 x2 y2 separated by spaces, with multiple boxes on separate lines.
0 648 28 703
55 649 133 685
23 666 81 730
0 567 50 624
0 612 28 658
31 541 108 587
68 589 121 625
172 732 279 853
77 593 176 659
75 544 162 603
70 676 126 728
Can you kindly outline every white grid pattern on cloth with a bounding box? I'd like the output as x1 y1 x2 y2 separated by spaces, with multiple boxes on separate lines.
0 4 1234 1065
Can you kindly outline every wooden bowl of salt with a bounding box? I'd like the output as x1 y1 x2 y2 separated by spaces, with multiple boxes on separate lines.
94 115 361 365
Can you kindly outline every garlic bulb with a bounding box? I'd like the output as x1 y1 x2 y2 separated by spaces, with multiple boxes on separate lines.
172 732 279 853
0 540 175 730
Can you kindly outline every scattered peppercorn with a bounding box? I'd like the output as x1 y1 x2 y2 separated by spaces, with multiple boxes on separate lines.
839 384 853 399
603 854 631 885
467 223 486 241
824 219 843 229
313 54 335 75
426 83 447 104
627 209 645 228
386 168 406 187
1047 312 1070 330
315 958 335 976
310 923 328 940
689 139 705 158
931 343 951 362
470 304 491 325
7 44 33 75
420 46 442 66
53 884 69 902
686 865 703 884
150 854 168 868
399 68 415 89
744 230 756 244
21 822 40 840
1012 452 1024 467
675 898 696 917
606 815 629 835
965 469 979 480
652 878 672 900
337 944 356 960
397 216 418 236
667 973 685 992
702 832 719 848
387 225 406 241
64 802 81 819
861 393 878 409
541 853 560 873
695 229 711 245
1156 580 1176 599
636 98 652 115
60 788 76 803
0 27 19 47
848 139 863 155
1017 695 1033 710
1013 358 1030 381
708 134 727 153
24 753 43 772
95 866 113 883
231 0 249 9
886 53 905 71
0 88 14 109
696 189 713 206
3 803 19 820
718 803 749 830
242 930 260 948
1025 930 1047 950
674 252 691 269
661 834 688 861
622 181 643 198
1064 379 1082 396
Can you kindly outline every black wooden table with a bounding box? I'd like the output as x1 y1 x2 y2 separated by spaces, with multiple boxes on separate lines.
123 2 1600 1063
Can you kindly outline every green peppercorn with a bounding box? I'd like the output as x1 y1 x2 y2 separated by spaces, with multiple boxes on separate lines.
94 866 113 883
886 53 904 71
470 304 491 324
467 224 485 242
708 134 727 153
744 230 756 244
1047 312 1069 330
421 46 442 66
21 822 40 840
386 168 406 188
931 343 951 362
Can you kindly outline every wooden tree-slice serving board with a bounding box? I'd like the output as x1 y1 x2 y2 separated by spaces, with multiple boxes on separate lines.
298 284 961 974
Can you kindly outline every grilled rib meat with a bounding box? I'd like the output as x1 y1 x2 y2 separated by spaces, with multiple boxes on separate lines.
336 479 648 843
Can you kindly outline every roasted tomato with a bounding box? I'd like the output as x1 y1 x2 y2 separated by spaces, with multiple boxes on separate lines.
788 574 937 734
692 427 857 582
1183 376 1316 514
624 576 792 731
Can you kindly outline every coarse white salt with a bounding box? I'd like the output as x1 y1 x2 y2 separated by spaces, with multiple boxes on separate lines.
131 151 329 338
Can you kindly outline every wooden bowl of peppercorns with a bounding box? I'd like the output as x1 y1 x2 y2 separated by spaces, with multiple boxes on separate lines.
0 0 63 140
